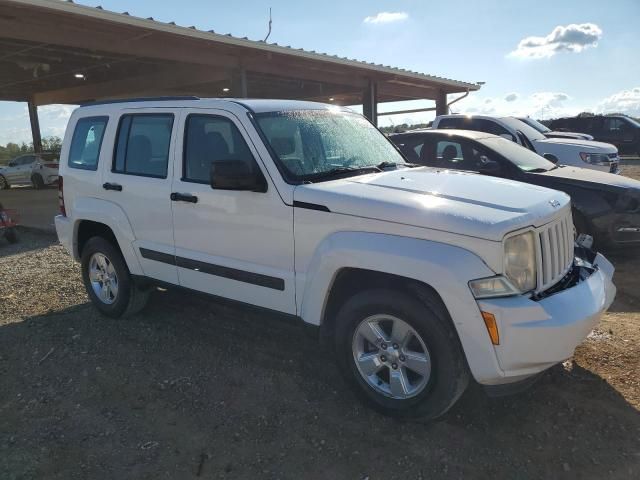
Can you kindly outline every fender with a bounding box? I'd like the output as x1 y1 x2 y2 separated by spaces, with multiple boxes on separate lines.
70 197 143 275
297 231 504 384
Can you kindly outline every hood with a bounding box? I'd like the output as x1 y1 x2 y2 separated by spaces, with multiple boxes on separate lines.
535 165 640 192
546 131 594 141
293 168 570 242
534 137 618 153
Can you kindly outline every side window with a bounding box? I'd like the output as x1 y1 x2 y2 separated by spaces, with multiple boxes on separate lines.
474 119 515 141
21 155 36 165
431 139 499 174
436 141 464 166
113 114 174 178
437 118 463 129
605 118 625 132
68 116 109 170
392 136 425 163
183 114 258 183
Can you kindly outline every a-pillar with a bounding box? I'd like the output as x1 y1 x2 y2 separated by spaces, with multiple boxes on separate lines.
362 80 378 126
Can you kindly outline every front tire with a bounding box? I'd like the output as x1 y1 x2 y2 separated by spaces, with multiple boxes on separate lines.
334 288 469 419
81 237 150 318
0 175 9 190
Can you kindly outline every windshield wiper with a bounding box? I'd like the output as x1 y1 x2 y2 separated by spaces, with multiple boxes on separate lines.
376 161 420 169
307 165 381 182
527 167 552 173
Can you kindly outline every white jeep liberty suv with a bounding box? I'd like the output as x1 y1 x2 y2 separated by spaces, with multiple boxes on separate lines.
55 98 616 419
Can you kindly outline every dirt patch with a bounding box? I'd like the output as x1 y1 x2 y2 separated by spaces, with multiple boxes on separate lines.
1 221 640 478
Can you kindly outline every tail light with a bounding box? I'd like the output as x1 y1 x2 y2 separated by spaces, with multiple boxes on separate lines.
44 163 59 168
58 176 66 216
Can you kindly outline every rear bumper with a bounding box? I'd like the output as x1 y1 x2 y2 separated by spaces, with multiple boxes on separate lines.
54 214 76 259
476 252 615 385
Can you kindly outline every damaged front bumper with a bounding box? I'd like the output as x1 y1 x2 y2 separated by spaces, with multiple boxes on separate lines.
476 247 616 386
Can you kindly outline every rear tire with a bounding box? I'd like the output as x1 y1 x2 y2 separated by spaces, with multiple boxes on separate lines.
31 174 44 190
80 236 150 318
334 288 469 420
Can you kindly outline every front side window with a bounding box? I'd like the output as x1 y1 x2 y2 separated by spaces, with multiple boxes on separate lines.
113 114 174 178
68 116 108 170
255 110 405 182
183 114 258 183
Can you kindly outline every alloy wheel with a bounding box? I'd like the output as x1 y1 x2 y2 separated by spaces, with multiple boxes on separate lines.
88 252 119 304
352 314 431 399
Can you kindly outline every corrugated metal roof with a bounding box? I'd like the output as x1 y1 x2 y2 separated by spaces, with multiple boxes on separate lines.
12 0 480 92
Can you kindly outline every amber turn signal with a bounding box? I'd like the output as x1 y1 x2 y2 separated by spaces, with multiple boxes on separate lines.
481 311 500 345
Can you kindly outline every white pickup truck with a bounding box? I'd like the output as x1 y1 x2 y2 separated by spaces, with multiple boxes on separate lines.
433 114 620 174
55 98 616 419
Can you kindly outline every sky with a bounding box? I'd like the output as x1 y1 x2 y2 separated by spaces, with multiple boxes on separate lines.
1 0 639 144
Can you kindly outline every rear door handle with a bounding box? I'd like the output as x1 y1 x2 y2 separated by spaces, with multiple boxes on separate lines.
170 192 198 203
103 182 122 191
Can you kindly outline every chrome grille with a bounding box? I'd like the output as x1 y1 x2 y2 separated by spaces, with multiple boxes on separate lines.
537 211 574 292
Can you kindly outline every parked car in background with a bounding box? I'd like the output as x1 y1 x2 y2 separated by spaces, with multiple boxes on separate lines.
0 152 59 189
432 114 621 174
55 97 615 419
390 129 640 250
549 114 640 156
516 117 594 141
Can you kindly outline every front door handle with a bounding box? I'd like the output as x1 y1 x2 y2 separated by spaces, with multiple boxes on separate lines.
103 182 122 191
170 192 198 203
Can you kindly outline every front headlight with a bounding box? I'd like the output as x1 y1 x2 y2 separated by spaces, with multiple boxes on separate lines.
504 231 537 292
579 152 611 166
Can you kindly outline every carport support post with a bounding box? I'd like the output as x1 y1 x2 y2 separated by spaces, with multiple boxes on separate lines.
362 80 378 126
435 90 448 116
27 99 42 153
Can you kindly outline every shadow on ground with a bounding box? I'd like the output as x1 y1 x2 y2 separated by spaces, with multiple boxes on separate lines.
1 288 638 480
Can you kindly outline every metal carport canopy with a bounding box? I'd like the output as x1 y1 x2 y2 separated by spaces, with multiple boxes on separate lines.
0 0 480 137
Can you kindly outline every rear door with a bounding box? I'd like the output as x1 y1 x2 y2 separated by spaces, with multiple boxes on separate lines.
100 109 179 284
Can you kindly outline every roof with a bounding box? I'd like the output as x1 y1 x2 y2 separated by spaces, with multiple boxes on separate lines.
0 0 480 106
77 96 353 113
392 129 495 140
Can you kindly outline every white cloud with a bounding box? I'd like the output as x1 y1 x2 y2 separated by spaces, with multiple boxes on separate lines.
509 23 602 59
363 12 408 24
597 87 640 117
504 93 518 102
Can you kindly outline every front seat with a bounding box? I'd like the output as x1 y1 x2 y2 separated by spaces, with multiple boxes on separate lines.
441 145 458 164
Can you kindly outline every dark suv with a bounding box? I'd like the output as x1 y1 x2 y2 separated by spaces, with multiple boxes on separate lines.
549 115 640 155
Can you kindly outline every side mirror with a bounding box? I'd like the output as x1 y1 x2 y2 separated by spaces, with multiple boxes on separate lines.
8 161 16 167
543 153 559 164
210 159 267 192
478 157 502 176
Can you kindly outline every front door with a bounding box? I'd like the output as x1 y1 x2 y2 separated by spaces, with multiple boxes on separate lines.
100 109 179 284
170 109 295 314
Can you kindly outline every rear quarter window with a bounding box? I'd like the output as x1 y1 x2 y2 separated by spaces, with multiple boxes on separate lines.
68 116 109 170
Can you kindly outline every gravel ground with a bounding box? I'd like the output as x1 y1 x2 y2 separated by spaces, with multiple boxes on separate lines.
1 169 640 478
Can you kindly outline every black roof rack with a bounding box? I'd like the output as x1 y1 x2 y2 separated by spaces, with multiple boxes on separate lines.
80 96 200 107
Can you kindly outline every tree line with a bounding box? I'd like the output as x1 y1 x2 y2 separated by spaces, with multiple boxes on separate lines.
0 137 62 165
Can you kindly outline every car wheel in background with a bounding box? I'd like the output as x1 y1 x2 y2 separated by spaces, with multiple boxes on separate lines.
31 174 44 190
80 236 150 318
334 288 469 420
4 228 18 244
0 175 9 190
